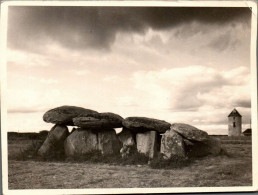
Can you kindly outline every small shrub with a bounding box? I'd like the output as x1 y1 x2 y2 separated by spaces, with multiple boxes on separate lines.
149 153 192 169
67 149 124 164
101 153 123 164
11 140 43 161
66 146 149 165
67 149 103 162
39 130 49 140
119 146 149 165
28 133 39 140
219 147 231 157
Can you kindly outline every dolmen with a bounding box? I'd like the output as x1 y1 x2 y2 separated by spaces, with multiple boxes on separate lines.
38 105 222 161
39 106 122 157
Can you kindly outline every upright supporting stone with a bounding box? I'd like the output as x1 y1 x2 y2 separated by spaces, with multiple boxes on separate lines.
64 129 98 156
38 125 69 157
160 129 185 159
97 129 122 155
136 131 158 159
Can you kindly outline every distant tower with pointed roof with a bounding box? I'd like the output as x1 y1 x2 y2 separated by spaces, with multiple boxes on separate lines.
228 108 242 136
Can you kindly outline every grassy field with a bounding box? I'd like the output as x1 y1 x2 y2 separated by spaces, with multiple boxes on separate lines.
8 136 252 189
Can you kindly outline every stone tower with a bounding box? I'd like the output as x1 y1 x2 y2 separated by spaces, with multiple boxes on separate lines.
228 108 242 136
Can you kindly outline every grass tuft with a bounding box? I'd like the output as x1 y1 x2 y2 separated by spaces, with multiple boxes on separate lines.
219 147 231 157
66 146 149 165
149 153 192 169
66 149 104 163
119 146 149 165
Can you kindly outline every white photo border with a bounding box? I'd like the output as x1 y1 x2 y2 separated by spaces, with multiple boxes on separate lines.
1 1 257 194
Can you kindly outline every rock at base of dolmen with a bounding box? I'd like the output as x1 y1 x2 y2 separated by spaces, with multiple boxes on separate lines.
160 129 185 159
184 137 222 157
38 125 69 157
171 123 209 142
120 145 134 158
122 117 171 133
43 105 98 125
73 112 123 130
117 128 135 146
97 129 122 155
117 128 136 157
136 131 158 158
64 129 98 156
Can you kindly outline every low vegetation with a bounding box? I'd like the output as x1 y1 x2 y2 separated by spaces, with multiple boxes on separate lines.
8 135 252 188
149 154 193 169
11 140 43 161
66 147 150 165
11 141 188 168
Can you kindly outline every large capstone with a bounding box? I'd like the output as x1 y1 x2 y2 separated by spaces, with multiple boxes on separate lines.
171 123 209 142
136 131 158 158
122 117 171 133
184 137 222 157
97 129 122 155
73 112 123 130
64 129 98 156
43 105 98 125
38 125 69 157
160 129 185 159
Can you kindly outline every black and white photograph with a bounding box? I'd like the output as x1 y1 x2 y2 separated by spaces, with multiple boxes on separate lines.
1 1 257 194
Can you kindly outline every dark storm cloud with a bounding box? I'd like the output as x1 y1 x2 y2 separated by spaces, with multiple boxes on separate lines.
7 6 251 51
207 33 237 51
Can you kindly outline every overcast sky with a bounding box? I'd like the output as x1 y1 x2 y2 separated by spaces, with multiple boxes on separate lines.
6 6 252 134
